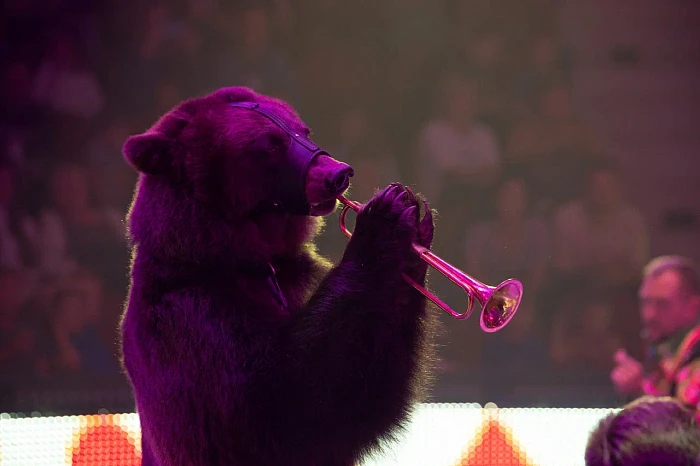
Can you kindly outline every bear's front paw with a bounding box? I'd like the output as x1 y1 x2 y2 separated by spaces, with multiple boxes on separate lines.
342 183 419 267
402 191 435 282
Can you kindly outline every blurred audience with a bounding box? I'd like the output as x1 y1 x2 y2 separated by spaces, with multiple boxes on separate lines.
553 164 649 288
44 163 127 291
507 81 592 162
31 34 105 121
331 106 398 203
511 33 570 119
465 174 550 299
507 81 597 208
45 284 119 376
0 61 42 168
24 163 121 280
480 297 551 406
457 30 512 140
416 71 501 204
31 32 105 154
84 118 137 211
216 4 299 107
0 0 671 413
315 105 398 262
550 293 622 387
0 270 36 377
415 70 501 265
0 162 35 270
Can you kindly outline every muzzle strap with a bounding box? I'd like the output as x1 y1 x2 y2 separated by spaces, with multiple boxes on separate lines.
230 101 328 215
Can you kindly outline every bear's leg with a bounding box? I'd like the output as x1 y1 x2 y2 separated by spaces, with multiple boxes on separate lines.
140 433 158 466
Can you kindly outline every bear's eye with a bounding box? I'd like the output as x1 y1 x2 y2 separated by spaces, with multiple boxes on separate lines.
266 135 287 154
249 134 286 158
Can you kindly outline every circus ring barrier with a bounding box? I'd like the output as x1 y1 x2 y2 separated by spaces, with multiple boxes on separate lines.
0 404 616 466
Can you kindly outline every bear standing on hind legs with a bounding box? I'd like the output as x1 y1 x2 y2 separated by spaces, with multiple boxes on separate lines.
120 86 438 466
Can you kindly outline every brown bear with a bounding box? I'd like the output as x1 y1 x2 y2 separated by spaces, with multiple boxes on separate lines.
120 86 436 466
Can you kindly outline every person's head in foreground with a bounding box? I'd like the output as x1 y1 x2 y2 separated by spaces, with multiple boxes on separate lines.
585 396 700 465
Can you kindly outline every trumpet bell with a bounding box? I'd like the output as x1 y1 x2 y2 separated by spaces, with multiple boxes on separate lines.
480 279 523 332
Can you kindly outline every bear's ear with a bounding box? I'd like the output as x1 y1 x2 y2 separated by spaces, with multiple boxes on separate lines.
123 132 172 175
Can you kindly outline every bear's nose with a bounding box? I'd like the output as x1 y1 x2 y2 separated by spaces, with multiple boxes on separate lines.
325 164 354 194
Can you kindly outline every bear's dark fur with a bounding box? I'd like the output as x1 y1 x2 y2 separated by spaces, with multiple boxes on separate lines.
120 86 437 466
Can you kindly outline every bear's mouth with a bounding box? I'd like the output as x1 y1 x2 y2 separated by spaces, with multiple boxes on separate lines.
309 198 338 216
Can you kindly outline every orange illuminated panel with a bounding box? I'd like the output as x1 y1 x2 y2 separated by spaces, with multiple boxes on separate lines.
458 419 536 466
68 415 140 466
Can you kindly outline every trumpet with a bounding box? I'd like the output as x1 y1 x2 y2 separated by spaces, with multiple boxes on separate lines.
337 195 523 333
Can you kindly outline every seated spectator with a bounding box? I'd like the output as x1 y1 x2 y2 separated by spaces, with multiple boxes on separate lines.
25 163 127 292
138 4 192 64
316 106 399 263
465 174 550 298
416 70 501 204
508 81 592 161
550 293 623 384
451 0 556 45
154 79 187 119
552 163 649 288
416 70 501 255
441 176 549 384
458 29 512 140
510 33 570 119
84 117 137 212
30 33 104 163
381 0 448 79
585 396 700 465
480 297 551 406
506 81 598 206
0 270 36 378
330 106 398 203
0 61 43 169
139 2 209 96
124 3 205 111
0 161 36 270
31 33 105 122
214 4 299 106
45 285 120 376
294 0 385 130
107 3 181 120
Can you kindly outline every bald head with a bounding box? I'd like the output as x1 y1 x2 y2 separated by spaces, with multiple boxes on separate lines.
643 255 700 296
639 256 700 342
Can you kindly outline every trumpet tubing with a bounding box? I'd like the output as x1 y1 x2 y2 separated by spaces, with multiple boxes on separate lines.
337 194 523 332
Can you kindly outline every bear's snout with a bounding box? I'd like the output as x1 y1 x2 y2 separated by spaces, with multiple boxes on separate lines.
324 163 354 194
306 155 354 215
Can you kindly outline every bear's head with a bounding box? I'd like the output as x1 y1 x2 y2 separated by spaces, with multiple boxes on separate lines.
123 86 354 267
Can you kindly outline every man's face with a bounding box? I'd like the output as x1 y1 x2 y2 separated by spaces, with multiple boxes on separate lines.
639 270 700 342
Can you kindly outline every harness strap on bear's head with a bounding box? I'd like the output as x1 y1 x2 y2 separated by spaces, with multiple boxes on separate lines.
230 101 329 216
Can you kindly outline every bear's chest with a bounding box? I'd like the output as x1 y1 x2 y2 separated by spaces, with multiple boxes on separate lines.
232 264 313 318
